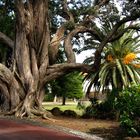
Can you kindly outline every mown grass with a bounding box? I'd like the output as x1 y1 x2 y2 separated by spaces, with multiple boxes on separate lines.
43 102 86 116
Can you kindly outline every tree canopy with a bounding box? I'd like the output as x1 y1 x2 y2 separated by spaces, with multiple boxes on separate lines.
51 72 84 105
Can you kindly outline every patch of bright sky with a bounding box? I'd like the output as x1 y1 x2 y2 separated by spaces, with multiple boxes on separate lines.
75 33 94 63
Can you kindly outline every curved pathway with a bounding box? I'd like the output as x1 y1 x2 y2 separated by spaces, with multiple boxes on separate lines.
0 119 84 140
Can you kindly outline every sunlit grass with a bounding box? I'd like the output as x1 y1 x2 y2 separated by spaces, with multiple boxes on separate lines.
43 102 90 116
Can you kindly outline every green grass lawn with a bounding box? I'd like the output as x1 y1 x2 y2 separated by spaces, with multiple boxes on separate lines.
43 102 87 116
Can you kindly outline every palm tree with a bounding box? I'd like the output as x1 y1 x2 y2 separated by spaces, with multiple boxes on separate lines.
84 29 140 95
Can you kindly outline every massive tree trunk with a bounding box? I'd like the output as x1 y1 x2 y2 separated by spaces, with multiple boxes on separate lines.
15 1 50 116
0 0 90 118
0 0 50 118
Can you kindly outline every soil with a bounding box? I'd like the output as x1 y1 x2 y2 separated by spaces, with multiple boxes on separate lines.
34 116 127 140
1 115 140 140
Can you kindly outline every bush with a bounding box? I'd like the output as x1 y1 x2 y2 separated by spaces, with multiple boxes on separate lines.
77 101 86 110
50 107 78 118
50 107 63 116
63 110 78 118
82 93 116 119
115 84 140 136
82 105 97 118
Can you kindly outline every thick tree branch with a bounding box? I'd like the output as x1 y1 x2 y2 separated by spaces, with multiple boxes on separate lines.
15 0 24 19
50 0 108 65
48 63 91 72
48 0 75 64
0 64 13 84
43 63 92 83
64 26 88 63
63 0 74 22
44 71 65 83
64 25 104 63
49 25 65 64
0 32 14 49
98 0 110 6
49 24 103 64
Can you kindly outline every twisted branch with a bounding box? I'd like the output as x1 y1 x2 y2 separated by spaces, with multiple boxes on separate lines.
0 32 14 49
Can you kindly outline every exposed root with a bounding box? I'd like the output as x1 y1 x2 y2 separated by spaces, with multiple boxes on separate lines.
31 109 56 122
0 101 56 122
42 113 56 122
0 108 56 122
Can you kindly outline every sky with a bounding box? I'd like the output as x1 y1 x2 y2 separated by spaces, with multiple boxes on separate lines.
76 50 93 63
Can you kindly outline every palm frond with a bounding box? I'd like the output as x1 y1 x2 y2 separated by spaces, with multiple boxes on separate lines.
112 66 117 88
125 65 136 84
116 59 127 87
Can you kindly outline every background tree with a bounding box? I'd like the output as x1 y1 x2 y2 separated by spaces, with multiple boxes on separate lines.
51 72 84 105
0 0 140 118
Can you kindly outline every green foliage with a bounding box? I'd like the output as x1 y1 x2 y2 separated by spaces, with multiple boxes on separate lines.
82 105 97 118
82 98 98 118
115 84 140 118
83 84 140 135
44 94 54 102
82 94 116 119
115 84 140 136
51 72 84 100
64 21 75 30
83 84 140 136
44 103 83 116
84 30 140 93
63 72 84 99
0 1 14 65
0 0 15 37
77 101 86 110
119 112 138 136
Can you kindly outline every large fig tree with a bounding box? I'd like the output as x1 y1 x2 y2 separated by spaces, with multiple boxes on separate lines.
0 0 140 118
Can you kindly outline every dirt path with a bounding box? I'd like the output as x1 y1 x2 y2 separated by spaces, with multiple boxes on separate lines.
0 119 86 140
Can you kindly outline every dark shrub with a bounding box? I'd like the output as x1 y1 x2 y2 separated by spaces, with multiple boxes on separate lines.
82 105 96 118
82 96 116 119
63 110 78 118
50 107 63 116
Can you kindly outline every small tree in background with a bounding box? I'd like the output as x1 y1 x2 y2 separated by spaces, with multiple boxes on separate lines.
51 72 84 105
